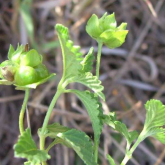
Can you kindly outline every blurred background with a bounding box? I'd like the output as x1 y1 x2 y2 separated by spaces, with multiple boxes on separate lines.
0 0 165 165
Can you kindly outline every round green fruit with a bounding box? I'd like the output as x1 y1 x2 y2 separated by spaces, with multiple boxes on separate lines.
14 66 38 86
35 64 49 80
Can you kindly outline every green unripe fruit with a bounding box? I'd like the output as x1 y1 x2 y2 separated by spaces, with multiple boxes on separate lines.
35 64 49 80
0 60 17 81
20 49 42 67
14 66 38 86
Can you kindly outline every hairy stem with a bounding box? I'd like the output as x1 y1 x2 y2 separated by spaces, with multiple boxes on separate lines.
96 42 103 78
19 88 30 135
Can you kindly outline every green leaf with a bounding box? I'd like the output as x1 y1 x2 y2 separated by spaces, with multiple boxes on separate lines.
107 154 116 165
8 44 15 60
57 129 97 165
100 30 128 49
55 24 83 83
14 73 56 90
86 14 102 40
139 100 165 142
67 89 103 154
152 132 165 144
73 72 105 100
80 47 95 73
104 112 138 149
14 128 50 164
46 123 70 138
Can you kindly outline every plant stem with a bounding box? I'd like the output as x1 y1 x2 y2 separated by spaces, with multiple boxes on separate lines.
96 41 103 78
120 138 142 165
19 88 30 135
94 140 98 163
40 89 63 150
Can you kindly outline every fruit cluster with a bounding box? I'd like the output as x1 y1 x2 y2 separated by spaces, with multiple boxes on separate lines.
0 44 50 86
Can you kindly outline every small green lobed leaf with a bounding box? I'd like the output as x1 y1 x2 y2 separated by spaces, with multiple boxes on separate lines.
139 99 165 142
107 154 116 165
14 128 50 164
81 47 95 73
57 129 97 165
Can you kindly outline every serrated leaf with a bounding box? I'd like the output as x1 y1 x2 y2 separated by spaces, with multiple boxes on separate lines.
73 72 105 100
57 129 97 165
80 47 95 73
104 112 138 149
8 44 15 60
152 132 165 144
55 24 83 82
67 89 103 157
139 100 165 142
100 30 128 49
14 128 50 164
107 154 116 165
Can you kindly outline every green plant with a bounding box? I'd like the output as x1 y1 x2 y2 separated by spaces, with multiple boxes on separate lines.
0 12 165 165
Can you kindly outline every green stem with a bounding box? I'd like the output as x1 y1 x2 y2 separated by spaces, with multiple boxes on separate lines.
94 140 98 163
96 42 103 78
19 88 30 135
120 138 142 165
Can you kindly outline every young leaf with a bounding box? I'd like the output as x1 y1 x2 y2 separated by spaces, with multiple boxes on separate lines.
55 24 104 100
55 24 83 82
66 89 103 156
14 128 50 164
107 154 116 165
57 129 97 165
80 47 95 73
139 99 165 142
103 112 138 149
